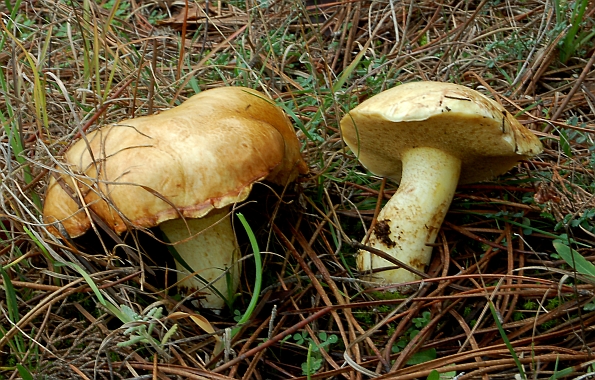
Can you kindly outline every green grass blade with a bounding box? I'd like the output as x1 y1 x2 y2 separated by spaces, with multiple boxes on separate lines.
0 265 25 355
332 48 366 93
22 226 55 264
55 261 107 304
16 364 34 380
0 23 48 132
276 101 315 142
0 23 44 211
233 213 263 337
306 343 314 379
2 0 23 29
0 266 20 325
559 0 589 62
489 300 526 379
549 366 575 379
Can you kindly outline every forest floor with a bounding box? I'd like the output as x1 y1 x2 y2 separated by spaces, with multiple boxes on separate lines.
1 0 595 379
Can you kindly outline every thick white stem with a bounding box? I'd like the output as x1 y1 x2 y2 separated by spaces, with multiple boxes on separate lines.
159 207 240 309
357 147 461 285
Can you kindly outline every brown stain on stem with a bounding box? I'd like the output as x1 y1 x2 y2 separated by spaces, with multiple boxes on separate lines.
374 219 396 248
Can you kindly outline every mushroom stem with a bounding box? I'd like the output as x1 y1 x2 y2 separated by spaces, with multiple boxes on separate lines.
357 146 462 284
159 207 240 309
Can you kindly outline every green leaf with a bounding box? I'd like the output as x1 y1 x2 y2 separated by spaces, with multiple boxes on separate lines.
16 364 34 380
406 348 436 365
440 368 458 379
293 332 305 345
426 370 440 380
318 331 327 341
559 129 573 158
120 305 138 321
553 240 595 277
161 324 178 345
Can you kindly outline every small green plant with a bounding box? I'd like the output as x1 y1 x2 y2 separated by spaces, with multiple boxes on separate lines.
353 309 374 325
405 348 437 365
291 330 338 375
233 309 243 322
391 311 436 365
555 209 595 236
540 319 559 331
116 305 177 354
546 297 561 311
376 304 394 313
486 33 531 68
412 311 432 329
523 299 538 310
513 311 525 321
554 0 595 63
0 265 29 370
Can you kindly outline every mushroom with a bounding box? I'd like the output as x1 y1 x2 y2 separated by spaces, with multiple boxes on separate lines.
340 81 542 285
43 87 308 309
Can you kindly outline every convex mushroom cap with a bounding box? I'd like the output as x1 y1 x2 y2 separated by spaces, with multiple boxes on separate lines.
340 81 542 285
44 86 308 308
342 81 542 184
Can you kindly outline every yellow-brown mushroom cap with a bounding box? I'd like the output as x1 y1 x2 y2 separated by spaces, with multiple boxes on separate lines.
340 81 543 184
43 87 308 238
